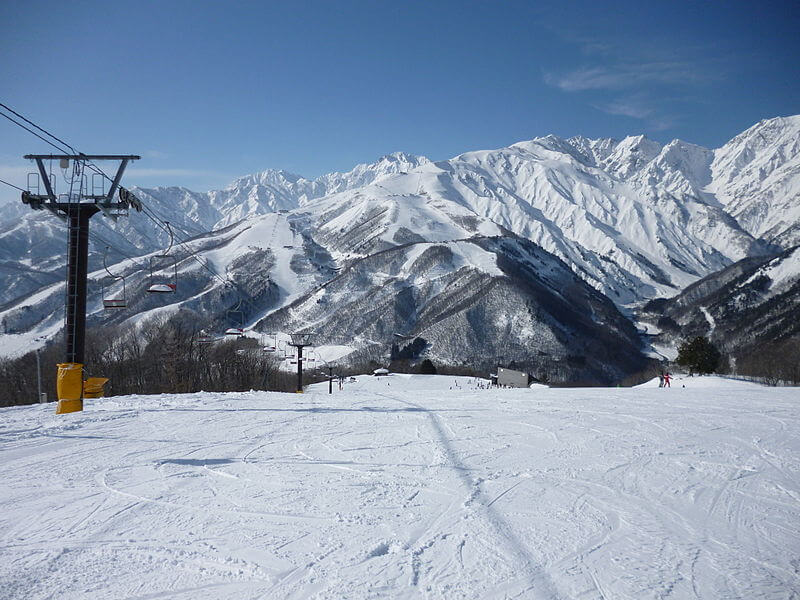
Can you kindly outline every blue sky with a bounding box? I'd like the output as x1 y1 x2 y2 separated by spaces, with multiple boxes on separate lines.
1 0 798 203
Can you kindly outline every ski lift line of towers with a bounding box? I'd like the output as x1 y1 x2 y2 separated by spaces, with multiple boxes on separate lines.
72 176 282 335
95 205 300 346
18 153 299 412
97 209 306 357
196 329 322 368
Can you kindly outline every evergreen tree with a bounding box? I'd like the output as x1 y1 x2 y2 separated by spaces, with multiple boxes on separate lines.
677 336 721 375
418 359 437 375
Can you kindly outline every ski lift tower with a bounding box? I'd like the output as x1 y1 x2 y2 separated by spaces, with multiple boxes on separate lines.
21 154 141 414
288 332 314 393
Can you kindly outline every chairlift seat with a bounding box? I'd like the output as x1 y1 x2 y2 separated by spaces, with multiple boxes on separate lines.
148 223 178 294
225 327 244 336
103 298 126 309
147 283 176 293
263 346 276 352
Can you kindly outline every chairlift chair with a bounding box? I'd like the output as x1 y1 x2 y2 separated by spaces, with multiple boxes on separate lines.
198 330 214 345
101 246 127 309
224 296 245 336
261 332 277 353
147 222 178 293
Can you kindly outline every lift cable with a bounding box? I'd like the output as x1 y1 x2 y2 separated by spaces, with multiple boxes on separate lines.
0 104 124 195
1 177 148 272
2 104 266 324
0 102 78 154
136 195 274 323
0 105 227 284
0 177 25 192
0 110 72 155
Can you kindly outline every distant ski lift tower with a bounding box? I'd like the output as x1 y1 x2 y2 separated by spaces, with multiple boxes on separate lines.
288 332 314 393
20 154 142 414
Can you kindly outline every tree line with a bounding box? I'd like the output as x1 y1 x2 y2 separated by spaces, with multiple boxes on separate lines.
2 323 797 408
0 311 302 407
673 335 800 386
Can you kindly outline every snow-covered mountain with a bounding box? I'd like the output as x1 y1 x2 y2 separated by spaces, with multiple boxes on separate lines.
122 116 798 306
209 151 432 227
0 208 647 382
0 153 431 306
708 116 800 246
1 116 798 374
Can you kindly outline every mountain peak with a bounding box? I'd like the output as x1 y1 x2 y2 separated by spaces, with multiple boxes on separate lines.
226 169 307 191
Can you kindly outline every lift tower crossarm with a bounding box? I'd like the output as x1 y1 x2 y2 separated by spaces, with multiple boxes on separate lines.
22 154 141 213
23 154 141 160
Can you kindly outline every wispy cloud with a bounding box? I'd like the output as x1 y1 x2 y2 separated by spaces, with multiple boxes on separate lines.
124 167 235 192
126 168 216 178
545 62 702 93
143 150 170 159
593 97 677 131
540 23 729 133
593 97 653 120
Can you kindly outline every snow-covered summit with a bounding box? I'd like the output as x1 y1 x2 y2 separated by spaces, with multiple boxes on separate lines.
708 115 800 245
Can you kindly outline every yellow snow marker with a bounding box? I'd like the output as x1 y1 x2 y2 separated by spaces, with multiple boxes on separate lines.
83 377 109 399
56 363 83 414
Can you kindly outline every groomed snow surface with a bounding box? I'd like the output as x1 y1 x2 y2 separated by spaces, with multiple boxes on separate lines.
2 375 798 599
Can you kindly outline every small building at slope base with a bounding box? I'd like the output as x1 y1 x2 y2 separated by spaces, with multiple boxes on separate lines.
496 367 529 388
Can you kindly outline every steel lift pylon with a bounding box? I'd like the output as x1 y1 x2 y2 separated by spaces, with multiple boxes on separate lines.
21 154 141 413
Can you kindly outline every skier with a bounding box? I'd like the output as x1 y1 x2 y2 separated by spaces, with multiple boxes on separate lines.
658 373 664 388
664 372 672 388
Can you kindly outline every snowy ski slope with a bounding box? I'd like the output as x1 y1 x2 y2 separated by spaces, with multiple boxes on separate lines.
1 375 798 599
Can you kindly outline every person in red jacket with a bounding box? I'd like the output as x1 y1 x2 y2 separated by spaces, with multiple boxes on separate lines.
663 372 672 388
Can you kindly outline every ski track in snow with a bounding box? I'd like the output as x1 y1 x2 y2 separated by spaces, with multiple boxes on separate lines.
1 375 799 599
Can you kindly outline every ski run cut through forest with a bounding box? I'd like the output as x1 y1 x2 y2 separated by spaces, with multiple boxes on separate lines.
1 373 798 599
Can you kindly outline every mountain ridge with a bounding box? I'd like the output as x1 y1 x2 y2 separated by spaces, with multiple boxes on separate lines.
0 116 798 377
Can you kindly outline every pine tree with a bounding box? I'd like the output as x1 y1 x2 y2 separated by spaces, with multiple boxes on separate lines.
677 336 721 375
419 359 437 375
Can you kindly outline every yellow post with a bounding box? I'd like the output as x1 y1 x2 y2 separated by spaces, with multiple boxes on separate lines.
56 363 84 414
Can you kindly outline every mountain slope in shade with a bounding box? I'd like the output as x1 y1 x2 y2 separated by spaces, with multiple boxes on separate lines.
255 233 647 383
642 244 800 357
